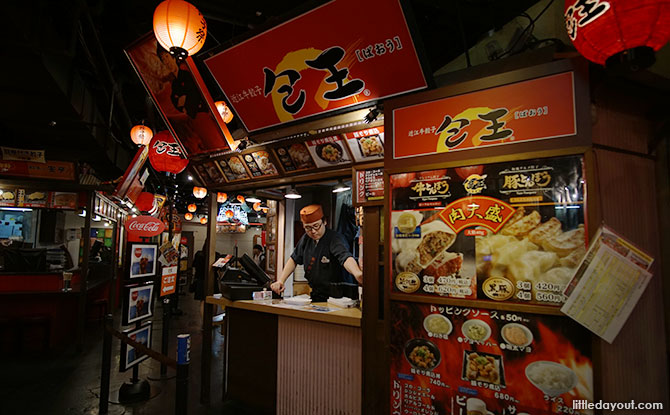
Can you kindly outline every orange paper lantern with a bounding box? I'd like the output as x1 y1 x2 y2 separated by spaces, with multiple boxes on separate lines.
153 0 207 60
253 202 261 211
236 195 245 203
200 216 208 224
217 192 227 203
130 125 153 146
193 186 207 199
225 210 234 218
184 212 193 221
214 101 234 123
187 203 197 213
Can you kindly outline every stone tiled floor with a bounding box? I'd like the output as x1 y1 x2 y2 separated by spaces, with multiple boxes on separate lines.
0 294 228 414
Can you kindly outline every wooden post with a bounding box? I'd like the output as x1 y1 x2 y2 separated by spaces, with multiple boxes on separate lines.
200 192 217 404
76 191 95 352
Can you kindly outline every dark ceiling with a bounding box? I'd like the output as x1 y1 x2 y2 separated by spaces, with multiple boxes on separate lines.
0 0 542 211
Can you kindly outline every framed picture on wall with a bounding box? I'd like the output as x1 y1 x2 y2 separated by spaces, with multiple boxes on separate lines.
126 242 158 279
122 282 155 326
119 321 152 372
266 215 277 243
266 244 276 274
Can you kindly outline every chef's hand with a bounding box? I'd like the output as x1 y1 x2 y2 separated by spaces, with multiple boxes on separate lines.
270 281 285 294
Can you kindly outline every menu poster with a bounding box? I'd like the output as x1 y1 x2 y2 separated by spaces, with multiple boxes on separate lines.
250 151 279 176
390 155 587 306
194 164 214 186
274 142 316 172
19 189 48 208
305 135 352 168
356 167 384 203
50 192 78 209
222 155 250 182
390 301 593 415
344 127 385 162
561 226 654 343
0 188 17 207
242 153 263 177
203 160 225 184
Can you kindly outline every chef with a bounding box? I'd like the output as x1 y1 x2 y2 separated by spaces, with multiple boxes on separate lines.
270 204 362 302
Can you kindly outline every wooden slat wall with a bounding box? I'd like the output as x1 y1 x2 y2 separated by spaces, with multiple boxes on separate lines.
277 316 362 415
591 82 669 408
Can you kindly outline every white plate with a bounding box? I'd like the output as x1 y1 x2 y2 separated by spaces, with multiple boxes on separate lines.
500 323 534 348
283 297 312 306
423 314 453 336
461 319 491 342
525 361 577 397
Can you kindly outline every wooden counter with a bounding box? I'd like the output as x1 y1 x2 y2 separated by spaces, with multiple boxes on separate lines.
206 296 362 415
205 296 361 327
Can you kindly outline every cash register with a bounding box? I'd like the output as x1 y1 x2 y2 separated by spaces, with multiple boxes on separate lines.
218 253 279 300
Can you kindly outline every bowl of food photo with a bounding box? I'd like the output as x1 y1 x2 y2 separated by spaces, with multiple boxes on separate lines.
525 361 578 397
404 338 441 371
423 314 453 336
461 319 491 343
315 142 344 163
501 323 534 348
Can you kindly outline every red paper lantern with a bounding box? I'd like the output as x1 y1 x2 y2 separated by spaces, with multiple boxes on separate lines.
225 210 234 218
253 202 261 211
217 192 227 203
184 212 193 221
214 101 234 123
187 203 197 213
153 0 207 59
135 192 156 212
148 131 189 174
193 186 207 199
565 0 670 68
200 216 208 224
236 195 245 204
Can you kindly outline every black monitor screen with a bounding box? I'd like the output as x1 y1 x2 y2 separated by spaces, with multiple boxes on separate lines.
239 253 272 287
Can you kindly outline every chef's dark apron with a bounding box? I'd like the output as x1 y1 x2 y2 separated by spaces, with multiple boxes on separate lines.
302 230 350 302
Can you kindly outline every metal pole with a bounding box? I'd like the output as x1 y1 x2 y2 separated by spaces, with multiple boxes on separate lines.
176 334 190 415
200 192 216 404
160 297 170 376
98 314 113 414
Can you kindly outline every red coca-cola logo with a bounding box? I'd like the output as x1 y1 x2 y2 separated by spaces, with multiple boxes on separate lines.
131 291 138 301
125 215 165 237
134 248 142 258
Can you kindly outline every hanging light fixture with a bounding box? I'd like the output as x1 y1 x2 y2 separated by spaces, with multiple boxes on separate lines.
565 0 670 71
184 212 193 221
284 185 302 199
217 192 227 203
225 209 234 218
193 186 207 199
214 101 235 123
187 203 197 213
200 216 208 224
153 0 207 61
236 195 246 204
332 179 351 193
130 124 153 146
253 202 261 211
246 194 261 203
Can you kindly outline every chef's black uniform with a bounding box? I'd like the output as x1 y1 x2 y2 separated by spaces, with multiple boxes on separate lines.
290 228 358 302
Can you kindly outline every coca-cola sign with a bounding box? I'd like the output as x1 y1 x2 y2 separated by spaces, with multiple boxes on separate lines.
125 215 165 237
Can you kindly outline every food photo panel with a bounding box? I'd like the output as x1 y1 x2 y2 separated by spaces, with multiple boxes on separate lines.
343 127 385 162
305 135 352 168
119 321 152 372
127 243 158 279
390 155 587 306
390 301 593 415
122 282 155 326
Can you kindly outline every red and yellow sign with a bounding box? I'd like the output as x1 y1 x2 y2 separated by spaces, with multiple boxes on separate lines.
204 0 427 132
393 72 576 159
0 160 75 180
438 196 515 234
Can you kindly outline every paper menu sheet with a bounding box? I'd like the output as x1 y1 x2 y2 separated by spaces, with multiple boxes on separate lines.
561 226 654 343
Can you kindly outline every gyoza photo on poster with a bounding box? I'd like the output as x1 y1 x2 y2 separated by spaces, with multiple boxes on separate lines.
123 283 154 325
129 243 157 279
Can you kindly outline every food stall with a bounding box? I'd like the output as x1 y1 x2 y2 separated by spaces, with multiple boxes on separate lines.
382 58 668 414
0 170 127 351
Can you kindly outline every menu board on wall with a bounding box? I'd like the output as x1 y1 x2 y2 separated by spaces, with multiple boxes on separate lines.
250 150 279 176
273 142 316 172
202 161 225 184
390 155 586 306
344 127 385 162
0 188 17 206
305 136 352 168
356 167 384 204
390 301 593 415
50 192 78 209
218 156 250 182
19 189 48 208
194 164 215 186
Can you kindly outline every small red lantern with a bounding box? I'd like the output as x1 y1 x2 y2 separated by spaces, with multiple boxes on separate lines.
565 0 670 69
236 195 245 204
193 186 207 199
225 210 234 218
187 203 197 213
130 125 153 146
148 131 189 174
217 192 227 203
214 101 234 123
135 192 156 212
184 212 193 221
200 216 208 224
253 202 261 211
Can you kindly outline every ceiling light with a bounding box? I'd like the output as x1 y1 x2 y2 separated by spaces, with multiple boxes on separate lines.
333 180 351 193
78 209 87 217
188 175 193 181
93 215 101 222
284 186 302 199
1 207 33 212
246 195 261 203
